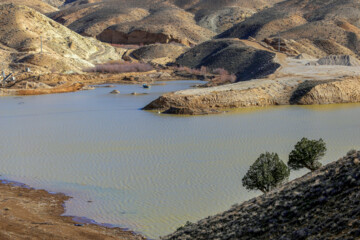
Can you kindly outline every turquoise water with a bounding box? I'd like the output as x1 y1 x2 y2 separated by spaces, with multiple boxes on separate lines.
0 81 359 238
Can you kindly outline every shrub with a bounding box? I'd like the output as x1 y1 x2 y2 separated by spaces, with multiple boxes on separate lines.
175 66 202 75
85 62 153 73
242 152 290 193
288 138 327 171
213 68 237 83
212 68 228 75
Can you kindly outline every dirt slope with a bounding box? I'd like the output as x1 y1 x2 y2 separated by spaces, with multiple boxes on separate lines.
163 150 360 239
0 3 123 73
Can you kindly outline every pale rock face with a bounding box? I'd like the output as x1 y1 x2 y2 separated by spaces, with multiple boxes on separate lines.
0 4 124 73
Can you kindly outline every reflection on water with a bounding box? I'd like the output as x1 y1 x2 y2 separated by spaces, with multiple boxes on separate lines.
0 81 359 238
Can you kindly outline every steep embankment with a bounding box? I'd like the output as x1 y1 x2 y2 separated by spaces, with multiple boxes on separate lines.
163 150 360 239
0 3 123 73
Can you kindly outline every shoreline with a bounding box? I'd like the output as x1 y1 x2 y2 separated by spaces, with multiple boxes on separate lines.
0 178 146 240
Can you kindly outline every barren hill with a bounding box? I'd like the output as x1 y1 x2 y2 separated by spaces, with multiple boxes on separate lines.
176 39 280 81
217 0 360 58
163 150 360 239
0 0 58 13
49 0 215 46
167 0 284 33
0 3 122 73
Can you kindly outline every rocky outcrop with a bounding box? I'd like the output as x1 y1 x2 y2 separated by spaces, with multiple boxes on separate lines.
163 150 360 239
176 39 281 81
295 78 360 105
144 76 360 115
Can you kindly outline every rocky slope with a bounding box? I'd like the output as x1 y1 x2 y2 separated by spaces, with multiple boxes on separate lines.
48 0 284 45
0 3 123 73
49 0 215 46
163 150 360 239
176 39 280 81
168 0 284 33
0 0 58 13
217 0 360 58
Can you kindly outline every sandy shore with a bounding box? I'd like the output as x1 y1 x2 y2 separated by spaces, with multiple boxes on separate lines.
0 180 145 240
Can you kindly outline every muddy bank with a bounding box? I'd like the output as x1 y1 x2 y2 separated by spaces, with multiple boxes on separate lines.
0 179 145 239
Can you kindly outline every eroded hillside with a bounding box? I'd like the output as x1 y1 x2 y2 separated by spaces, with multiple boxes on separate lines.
217 0 360 58
0 3 123 73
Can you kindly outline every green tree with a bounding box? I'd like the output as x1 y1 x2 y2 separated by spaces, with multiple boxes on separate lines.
242 152 290 193
288 138 326 171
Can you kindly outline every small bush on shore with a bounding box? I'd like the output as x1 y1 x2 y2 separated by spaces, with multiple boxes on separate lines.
85 62 153 73
288 138 327 171
242 152 290 193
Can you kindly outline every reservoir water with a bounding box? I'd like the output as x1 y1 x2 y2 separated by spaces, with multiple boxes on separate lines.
0 80 359 238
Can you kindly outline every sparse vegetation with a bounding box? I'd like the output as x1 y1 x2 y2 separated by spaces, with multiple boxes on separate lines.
288 138 327 171
213 68 236 83
85 62 153 73
242 152 290 193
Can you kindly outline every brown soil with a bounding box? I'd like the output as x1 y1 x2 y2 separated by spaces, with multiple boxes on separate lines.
0 180 145 240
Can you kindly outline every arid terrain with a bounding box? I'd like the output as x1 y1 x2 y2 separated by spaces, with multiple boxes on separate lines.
218 0 360 58
145 39 360 114
1 0 360 238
